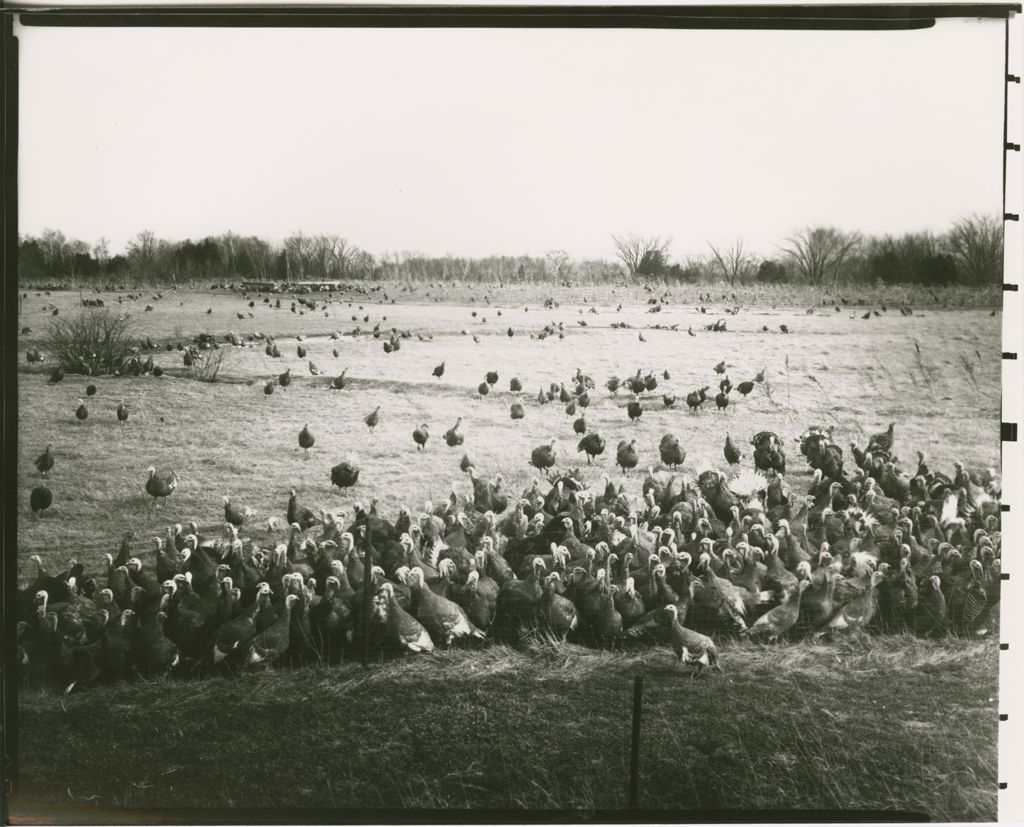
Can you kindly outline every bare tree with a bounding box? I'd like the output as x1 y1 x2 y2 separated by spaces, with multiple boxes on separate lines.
611 234 671 276
92 237 110 273
284 232 315 279
312 234 356 277
544 249 572 280
781 227 862 286
707 238 757 286
38 228 68 270
239 236 273 279
127 230 158 273
218 231 241 275
947 213 1003 285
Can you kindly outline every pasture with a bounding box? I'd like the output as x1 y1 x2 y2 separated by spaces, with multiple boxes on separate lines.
12 282 1002 819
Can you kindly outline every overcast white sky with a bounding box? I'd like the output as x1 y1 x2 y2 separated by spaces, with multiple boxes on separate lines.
16 17 1005 260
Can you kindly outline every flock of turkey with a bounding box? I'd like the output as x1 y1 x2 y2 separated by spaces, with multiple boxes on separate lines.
19 401 1002 693
19 287 1002 694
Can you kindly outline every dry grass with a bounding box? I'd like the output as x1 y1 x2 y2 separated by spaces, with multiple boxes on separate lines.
11 637 998 818
13 285 1002 818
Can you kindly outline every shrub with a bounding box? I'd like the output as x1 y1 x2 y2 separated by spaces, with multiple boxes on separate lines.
188 346 228 383
45 308 141 375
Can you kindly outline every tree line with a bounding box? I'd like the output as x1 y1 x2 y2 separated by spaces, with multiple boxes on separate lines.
18 214 1002 287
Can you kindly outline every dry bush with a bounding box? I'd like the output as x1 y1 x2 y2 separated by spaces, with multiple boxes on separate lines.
44 308 140 375
188 346 228 383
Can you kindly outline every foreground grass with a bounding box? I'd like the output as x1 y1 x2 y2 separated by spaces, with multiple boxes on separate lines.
11 636 997 818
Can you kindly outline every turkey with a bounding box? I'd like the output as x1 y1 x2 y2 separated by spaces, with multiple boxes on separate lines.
616 440 639 473
658 434 686 469
34 445 54 477
298 423 315 459
75 399 89 424
444 418 464 448
531 441 557 474
577 433 606 464
627 395 643 423
432 361 445 379
287 489 319 531
30 485 53 518
116 400 129 424
665 603 719 678
407 568 485 646
724 433 742 465
330 460 360 491
223 496 254 528
510 402 525 424
751 431 786 474
364 406 381 432
145 467 178 508
413 424 429 450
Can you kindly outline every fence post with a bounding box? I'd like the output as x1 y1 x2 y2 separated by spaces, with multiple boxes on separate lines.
361 524 374 667
629 674 643 809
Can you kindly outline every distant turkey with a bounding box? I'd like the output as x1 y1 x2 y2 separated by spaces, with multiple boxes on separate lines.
658 434 686 469
116 400 129 424
75 399 89 424
531 441 556 473
413 424 429 450
616 439 639 473
34 445 54 477
444 418 464 448
298 423 315 458
577 433 606 464
145 467 178 507
30 485 52 518
364 406 381 432
331 460 360 490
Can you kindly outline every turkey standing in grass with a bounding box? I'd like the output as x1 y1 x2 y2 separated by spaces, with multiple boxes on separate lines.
364 406 381 432
433 361 445 379
413 424 429 450
263 381 275 396
868 423 895 454
715 391 729 412
743 581 808 642
459 453 473 473
659 434 686 469
617 440 639 473
278 368 291 388
330 370 347 390
86 384 97 397
606 376 621 395
408 567 485 646
724 433 742 465
478 381 490 398
116 400 129 424
75 399 89 424
246 594 298 666
145 467 178 508
486 370 498 387
665 603 719 678
510 377 522 392
30 485 52 518
531 441 557 474
35 445 54 477
223 496 254 528
577 433 606 464
736 380 755 398
298 423 315 458
331 460 360 490
445 418 464 448
510 402 525 424
573 415 587 435
308 360 321 376
287 489 319 530
48 366 64 384
375 582 435 653
627 395 643 424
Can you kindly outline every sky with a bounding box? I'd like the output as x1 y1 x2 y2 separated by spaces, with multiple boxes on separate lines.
16 17 1006 261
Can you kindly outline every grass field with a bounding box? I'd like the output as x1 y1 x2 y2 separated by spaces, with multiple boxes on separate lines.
12 282 1002 819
